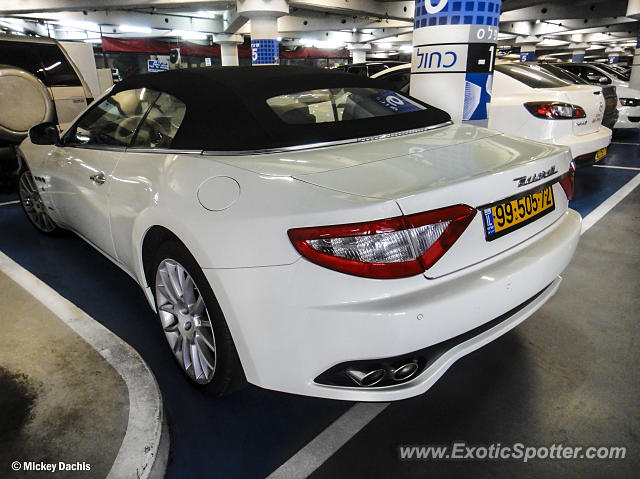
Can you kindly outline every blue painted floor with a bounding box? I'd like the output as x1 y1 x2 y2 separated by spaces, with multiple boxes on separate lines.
0 131 638 478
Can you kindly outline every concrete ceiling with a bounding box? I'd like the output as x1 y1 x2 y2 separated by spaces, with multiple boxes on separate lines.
0 0 637 60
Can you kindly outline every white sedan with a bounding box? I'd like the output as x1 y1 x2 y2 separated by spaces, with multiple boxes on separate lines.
372 63 612 166
17 66 581 401
557 62 640 130
490 63 612 166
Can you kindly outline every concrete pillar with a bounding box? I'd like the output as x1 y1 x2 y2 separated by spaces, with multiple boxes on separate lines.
410 0 502 124
237 0 288 65
631 33 640 90
571 49 585 62
519 44 536 62
349 43 371 63
214 34 243 66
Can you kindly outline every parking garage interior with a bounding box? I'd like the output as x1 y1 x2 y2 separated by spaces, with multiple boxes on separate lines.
0 1 639 478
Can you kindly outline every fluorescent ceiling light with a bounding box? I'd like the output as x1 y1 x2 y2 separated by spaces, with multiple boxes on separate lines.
169 29 208 40
197 11 220 18
56 20 99 32
0 18 25 32
377 43 391 50
537 38 569 47
400 44 413 53
298 39 344 49
119 24 152 34
84 38 102 43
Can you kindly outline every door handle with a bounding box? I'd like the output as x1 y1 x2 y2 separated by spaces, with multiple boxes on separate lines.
89 172 106 185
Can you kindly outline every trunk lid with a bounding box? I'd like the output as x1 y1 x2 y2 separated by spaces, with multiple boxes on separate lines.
557 85 604 136
213 124 573 278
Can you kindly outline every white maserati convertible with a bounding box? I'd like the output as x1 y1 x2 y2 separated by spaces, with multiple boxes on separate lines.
17 66 581 401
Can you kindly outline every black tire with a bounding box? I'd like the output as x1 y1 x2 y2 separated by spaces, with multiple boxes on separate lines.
17 168 63 235
150 239 246 397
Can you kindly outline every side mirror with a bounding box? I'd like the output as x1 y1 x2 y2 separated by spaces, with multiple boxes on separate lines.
598 76 610 84
29 122 60 145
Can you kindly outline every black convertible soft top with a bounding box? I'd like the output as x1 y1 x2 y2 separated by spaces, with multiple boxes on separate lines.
112 65 451 151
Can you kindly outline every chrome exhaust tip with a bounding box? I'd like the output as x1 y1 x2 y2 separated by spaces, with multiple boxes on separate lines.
391 362 419 382
345 367 387 387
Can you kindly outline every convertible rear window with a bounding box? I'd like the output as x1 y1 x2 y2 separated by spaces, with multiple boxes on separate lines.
495 64 571 89
267 88 425 125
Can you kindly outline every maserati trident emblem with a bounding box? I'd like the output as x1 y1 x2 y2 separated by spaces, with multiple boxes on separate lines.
513 165 557 188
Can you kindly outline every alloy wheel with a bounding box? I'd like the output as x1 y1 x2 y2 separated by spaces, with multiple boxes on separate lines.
18 170 56 233
155 259 217 384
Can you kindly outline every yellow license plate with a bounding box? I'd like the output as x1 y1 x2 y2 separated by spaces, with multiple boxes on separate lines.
595 147 607 162
483 186 555 240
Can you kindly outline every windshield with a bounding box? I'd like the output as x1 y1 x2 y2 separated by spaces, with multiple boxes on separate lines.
598 64 631 82
267 88 425 125
495 63 572 89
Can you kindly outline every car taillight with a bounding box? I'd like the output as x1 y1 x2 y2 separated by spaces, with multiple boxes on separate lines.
560 161 575 200
524 102 586 119
288 205 476 279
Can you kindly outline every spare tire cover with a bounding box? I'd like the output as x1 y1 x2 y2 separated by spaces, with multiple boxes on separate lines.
0 65 54 143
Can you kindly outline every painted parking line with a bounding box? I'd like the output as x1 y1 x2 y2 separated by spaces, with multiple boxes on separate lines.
267 402 389 479
594 165 640 171
610 141 640 146
0 251 169 479
0 200 19 206
581 173 640 234
268 172 640 479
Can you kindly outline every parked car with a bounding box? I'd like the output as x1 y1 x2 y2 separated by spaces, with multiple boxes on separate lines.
532 63 618 130
0 34 93 190
17 66 580 401
332 60 406 77
491 63 612 167
557 62 640 129
372 63 612 166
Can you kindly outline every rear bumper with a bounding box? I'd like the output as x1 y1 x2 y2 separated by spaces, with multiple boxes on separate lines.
555 126 611 159
204 209 582 401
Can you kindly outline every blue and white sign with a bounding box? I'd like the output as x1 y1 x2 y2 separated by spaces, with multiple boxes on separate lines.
410 0 502 123
520 50 536 62
413 43 467 72
374 90 422 113
148 60 169 72
251 39 280 65
414 0 501 28
607 55 619 64
463 72 492 121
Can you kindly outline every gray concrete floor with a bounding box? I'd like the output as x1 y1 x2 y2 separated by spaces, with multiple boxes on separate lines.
0 272 129 478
